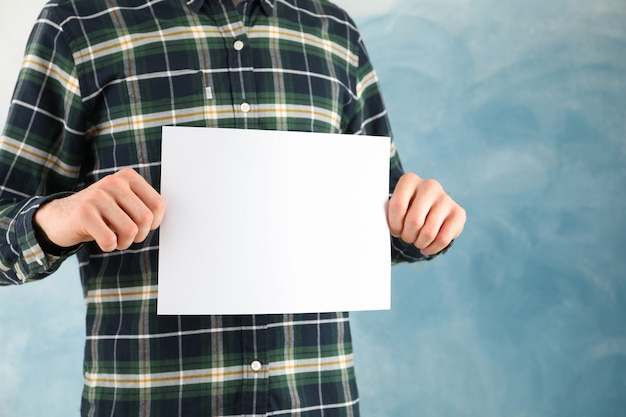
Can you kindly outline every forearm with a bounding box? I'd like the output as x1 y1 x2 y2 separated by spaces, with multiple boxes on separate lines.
0 194 76 285
0 8 89 284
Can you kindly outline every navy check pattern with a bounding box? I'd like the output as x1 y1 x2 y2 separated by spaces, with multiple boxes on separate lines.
0 0 430 415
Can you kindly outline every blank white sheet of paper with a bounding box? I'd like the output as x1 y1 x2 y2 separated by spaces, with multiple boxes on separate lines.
157 126 391 315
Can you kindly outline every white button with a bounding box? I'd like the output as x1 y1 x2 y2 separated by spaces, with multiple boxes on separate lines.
240 102 251 113
234 40 244 51
250 360 262 372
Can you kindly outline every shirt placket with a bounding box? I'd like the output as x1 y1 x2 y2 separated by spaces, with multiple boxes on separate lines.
203 2 268 415
230 32 257 130
241 314 269 416
207 0 259 130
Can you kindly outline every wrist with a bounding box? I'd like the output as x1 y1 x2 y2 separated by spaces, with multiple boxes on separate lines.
33 194 81 256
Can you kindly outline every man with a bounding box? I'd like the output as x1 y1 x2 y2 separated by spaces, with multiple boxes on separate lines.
0 0 465 415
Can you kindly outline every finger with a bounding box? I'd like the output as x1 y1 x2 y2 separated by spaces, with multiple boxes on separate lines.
89 222 121 253
90 172 143 246
387 173 421 236
419 205 466 255
75 202 126 252
99 203 140 250
118 168 166 230
412 201 448 251
397 178 441 244
116 192 154 244
399 189 440 245
104 169 164 242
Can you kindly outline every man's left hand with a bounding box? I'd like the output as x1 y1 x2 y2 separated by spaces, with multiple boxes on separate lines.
387 173 466 255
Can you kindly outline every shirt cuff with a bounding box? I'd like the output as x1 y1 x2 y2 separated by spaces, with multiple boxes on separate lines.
13 194 81 282
391 236 454 264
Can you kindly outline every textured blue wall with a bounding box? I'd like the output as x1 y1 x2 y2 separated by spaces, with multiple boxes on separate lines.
350 1 626 416
1 1 625 416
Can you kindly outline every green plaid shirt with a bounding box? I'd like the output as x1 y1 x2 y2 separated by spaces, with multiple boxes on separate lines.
0 0 430 415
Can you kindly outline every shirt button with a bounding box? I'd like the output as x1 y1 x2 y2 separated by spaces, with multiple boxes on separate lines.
234 40 244 51
240 102 251 113
250 360 263 372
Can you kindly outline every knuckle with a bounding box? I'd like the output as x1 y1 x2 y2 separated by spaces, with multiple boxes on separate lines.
432 233 450 248
99 235 118 252
407 215 424 230
419 226 438 243
401 172 420 183
151 196 167 215
117 167 137 178
90 187 111 202
422 178 443 193
124 222 140 238
113 218 138 240
387 198 405 214
456 206 467 221
98 174 123 191
74 202 101 223
138 207 155 226
448 205 466 225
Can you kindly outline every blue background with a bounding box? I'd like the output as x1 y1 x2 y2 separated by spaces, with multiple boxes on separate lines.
1 1 625 416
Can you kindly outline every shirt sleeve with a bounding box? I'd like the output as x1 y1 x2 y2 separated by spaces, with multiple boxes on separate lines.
0 7 86 285
346 35 445 264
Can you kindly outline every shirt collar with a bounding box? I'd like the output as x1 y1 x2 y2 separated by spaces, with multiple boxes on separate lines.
186 0 275 16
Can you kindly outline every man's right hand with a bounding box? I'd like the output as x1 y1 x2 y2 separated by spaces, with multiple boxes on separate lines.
34 168 166 253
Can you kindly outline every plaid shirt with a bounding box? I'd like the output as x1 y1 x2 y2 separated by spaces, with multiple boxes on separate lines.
0 0 431 415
